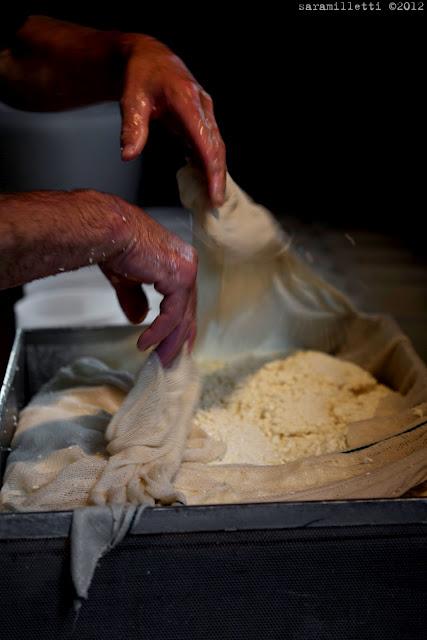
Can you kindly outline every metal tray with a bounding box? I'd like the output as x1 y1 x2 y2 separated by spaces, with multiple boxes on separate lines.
0 327 426 640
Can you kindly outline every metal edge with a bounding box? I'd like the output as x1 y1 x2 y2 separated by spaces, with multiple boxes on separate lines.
23 324 139 345
129 498 427 535
0 498 426 540
1 325 426 542
0 328 23 411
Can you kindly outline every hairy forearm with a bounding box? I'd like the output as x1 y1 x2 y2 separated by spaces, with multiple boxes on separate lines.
0 15 124 110
0 190 128 289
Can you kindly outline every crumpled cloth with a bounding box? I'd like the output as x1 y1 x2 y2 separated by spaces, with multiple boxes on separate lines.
2 167 427 602
0 352 222 601
71 505 139 610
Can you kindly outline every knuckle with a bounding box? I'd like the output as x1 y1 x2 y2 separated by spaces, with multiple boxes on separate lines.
218 136 226 157
183 80 200 100
189 245 198 269
120 94 133 112
182 245 198 284
164 243 198 289
203 91 213 106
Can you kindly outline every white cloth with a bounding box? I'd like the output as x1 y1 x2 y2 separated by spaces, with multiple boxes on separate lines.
2 168 427 513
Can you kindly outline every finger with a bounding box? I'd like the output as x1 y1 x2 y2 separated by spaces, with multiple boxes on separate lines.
170 85 226 207
105 271 149 324
186 320 197 352
155 316 196 366
120 63 153 161
115 282 149 324
137 286 190 352
199 91 226 206
155 322 188 367
155 285 196 366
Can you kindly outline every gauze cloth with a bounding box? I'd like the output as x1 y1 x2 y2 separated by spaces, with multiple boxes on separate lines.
0 353 222 601
2 167 427 510
1 168 427 598
0 352 222 511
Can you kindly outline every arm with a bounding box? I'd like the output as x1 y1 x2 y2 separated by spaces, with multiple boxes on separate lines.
0 190 197 365
0 15 226 205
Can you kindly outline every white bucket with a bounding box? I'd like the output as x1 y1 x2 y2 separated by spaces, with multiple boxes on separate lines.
15 286 162 330
14 288 127 329
0 100 142 200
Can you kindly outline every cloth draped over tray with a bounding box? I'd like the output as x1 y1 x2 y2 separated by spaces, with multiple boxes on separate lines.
2 166 427 512
2 166 427 604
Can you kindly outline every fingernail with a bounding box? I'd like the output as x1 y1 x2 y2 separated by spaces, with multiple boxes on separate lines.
137 335 149 350
212 191 224 208
211 178 225 207
121 145 136 161
155 346 173 368
131 308 149 325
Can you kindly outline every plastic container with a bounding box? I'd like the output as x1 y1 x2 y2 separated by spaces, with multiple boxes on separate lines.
0 100 142 200
14 288 127 329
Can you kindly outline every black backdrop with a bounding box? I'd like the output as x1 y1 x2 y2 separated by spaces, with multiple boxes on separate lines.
9 4 426 231
1 4 424 379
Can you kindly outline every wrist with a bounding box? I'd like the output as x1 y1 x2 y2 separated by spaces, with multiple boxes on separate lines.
115 31 171 62
75 190 137 260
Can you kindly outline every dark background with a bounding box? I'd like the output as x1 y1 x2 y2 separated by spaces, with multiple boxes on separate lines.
0 3 424 377
16 2 424 236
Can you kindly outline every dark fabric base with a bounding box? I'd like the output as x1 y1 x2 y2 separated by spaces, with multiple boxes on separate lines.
0 524 425 640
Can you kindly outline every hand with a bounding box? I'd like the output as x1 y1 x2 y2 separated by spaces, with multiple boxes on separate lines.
102 198 197 366
118 34 226 207
0 16 226 206
0 189 197 366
